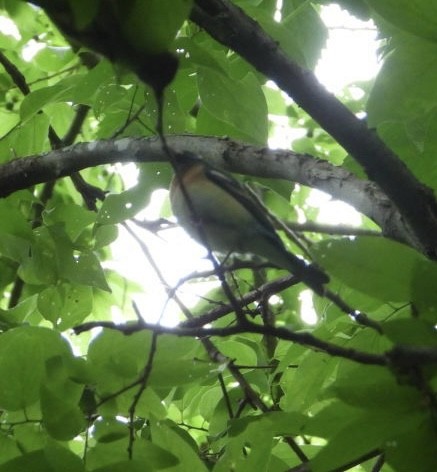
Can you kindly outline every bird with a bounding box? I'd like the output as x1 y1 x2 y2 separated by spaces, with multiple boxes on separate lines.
169 151 329 294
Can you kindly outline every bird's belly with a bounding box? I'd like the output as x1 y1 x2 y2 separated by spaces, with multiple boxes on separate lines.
171 182 261 254
177 211 248 254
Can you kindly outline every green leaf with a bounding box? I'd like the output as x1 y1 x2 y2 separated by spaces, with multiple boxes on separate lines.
0 450 52 472
282 2 327 69
93 224 119 249
93 83 130 118
9 113 50 156
367 35 437 125
134 388 167 419
20 78 82 121
310 410 424 472
197 105 256 143
33 46 75 73
0 232 30 262
150 420 207 472
41 386 85 440
215 339 258 365
120 0 194 54
215 416 274 472
91 460 153 472
367 0 437 43
383 318 437 346
86 437 177 470
0 326 76 409
313 236 434 302
280 351 336 412
63 251 111 292
197 387 222 419
263 85 287 116
68 0 100 30
331 364 421 411
88 329 153 393
245 1 328 69
72 61 117 105
0 109 19 137
45 102 76 137
304 401 362 438
41 354 86 440
0 444 84 472
385 418 437 472
37 283 93 329
43 203 96 242
230 411 308 438
135 440 179 469
0 294 38 325
93 417 129 443
371 118 437 190
44 441 85 472
197 68 268 145
18 227 59 285
0 328 45 410
149 359 214 387
0 435 21 466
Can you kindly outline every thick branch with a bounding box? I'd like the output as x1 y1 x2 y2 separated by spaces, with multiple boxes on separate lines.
0 136 414 246
191 0 437 257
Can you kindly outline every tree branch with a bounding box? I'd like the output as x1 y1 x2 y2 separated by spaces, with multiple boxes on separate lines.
73 320 387 366
0 135 414 247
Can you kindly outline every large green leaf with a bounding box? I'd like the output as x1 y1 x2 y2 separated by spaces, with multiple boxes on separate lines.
367 0 437 43
0 328 44 410
385 418 437 472
367 35 437 125
41 386 85 440
215 417 274 472
0 444 84 472
0 327 73 411
20 78 84 121
86 437 178 470
88 329 153 394
62 250 111 292
197 67 268 145
37 283 93 329
119 0 194 54
43 203 95 242
150 420 208 472
245 0 328 69
280 351 336 412
313 236 437 302
310 410 424 472
331 364 421 411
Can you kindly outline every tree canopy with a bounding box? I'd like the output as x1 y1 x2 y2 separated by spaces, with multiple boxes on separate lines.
0 1 436 471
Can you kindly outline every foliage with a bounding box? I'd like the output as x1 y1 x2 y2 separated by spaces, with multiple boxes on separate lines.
0 1 435 472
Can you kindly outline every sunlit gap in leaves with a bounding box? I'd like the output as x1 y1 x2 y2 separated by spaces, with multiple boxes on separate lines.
299 290 318 325
0 13 48 61
0 15 20 40
317 4 380 93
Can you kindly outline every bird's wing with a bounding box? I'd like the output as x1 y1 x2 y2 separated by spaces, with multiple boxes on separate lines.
204 167 284 242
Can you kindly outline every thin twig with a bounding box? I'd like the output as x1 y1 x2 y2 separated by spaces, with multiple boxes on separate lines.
73 320 387 366
127 332 158 459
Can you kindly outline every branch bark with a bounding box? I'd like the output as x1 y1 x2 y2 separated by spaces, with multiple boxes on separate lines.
0 135 415 246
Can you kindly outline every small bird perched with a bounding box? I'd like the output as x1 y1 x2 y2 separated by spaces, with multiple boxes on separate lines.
169 152 329 294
